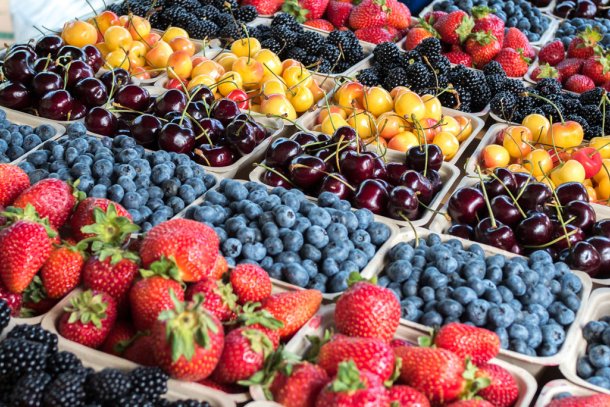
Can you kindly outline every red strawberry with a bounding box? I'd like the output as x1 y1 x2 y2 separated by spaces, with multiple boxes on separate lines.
269 361 329 407
317 334 396 381
13 179 77 230
123 334 157 366
261 290 322 339
152 292 224 381
395 346 468 405
531 63 562 82
326 1 353 28
582 55 610 85
230 263 272 304
282 0 329 21
349 0 390 30
40 241 86 299
0 164 29 207
539 40 566 66
388 2 411 30
445 47 473 67
565 74 596 93
210 254 228 280
100 320 136 356
304 19 334 31
21 276 57 315
567 27 603 59
234 302 284 349
212 327 274 384
502 27 535 58
0 280 22 316
82 248 139 304
140 218 219 283
315 361 390 406
404 24 438 50
424 10 446 25
547 394 610 407
70 198 134 244
355 27 395 44
472 6 505 44
335 281 400 341
475 363 519 407
388 385 430 407
464 31 502 67
446 401 495 407
433 323 500 365
242 0 282 15
58 290 117 348
556 58 584 81
389 338 411 348
185 277 237 322
434 10 474 45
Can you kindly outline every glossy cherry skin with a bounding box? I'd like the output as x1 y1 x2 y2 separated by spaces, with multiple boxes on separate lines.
56 46 85 64
293 132 318 147
576 0 597 18
551 221 585 252
426 169 442 194
85 107 118 136
65 60 94 88
250 121 266 143
186 101 209 123
319 173 352 200
73 77 108 107
38 90 74 120
516 212 553 246
400 170 434 205
513 172 536 191
131 114 162 146
386 162 409 186
154 89 187 117
115 84 150 112
484 167 518 198
193 145 236 167
196 118 225 144
587 236 610 277
289 155 327 189
564 200 596 233
33 57 59 74
262 168 293 188
387 186 419 220
100 68 131 93
447 224 475 240
517 182 552 212
266 138 303 168
3 50 36 84
31 72 63 96
70 100 87 120
190 86 215 106
490 195 523 227
333 126 358 142
225 120 257 155
475 218 517 252
35 35 64 58
212 99 240 126
353 179 389 215
593 219 610 239
568 241 601 275
406 144 443 172
448 187 485 225
82 44 103 73
556 182 589 206
0 82 32 109
158 123 195 154
340 151 374 185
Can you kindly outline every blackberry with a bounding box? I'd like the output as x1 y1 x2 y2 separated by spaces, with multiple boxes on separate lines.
336 61 353 73
212 13 233 27
566 115 590 133
461 70 491 110
234 5 257 22
298 32 325 54
86 369 132 403
415 38 442 58
345 47 365 64
483 61 507 78
46 351 83 377
302 55 320 67
218 22 245 40
405 63 433 91
271 13 302 32
316 60 332 74
8 324 58 353
540 104 564 123
502 79 526 96
535 78 562 96
178 0 200 12
357 68 381 86
426 54 451 75
43 372 87 407
163 5 188 23
373 42 400 66
383 68 408 91
170 400 211 407
490 92 518 120
9 371 51 406
454 85 472 112
118 393 155 406
271 26 298 49
194 4 220 20
402 50 422 65
580 105 602 125
213 0 238 12
447 65 469 86
327 30 347 47
188 20 219 39
0 299 9 335
131 367 169 402
0 339 48 379
516 95 535 115
587 125 603 140
580 87 605 105
286 47 307 62
320 44 341 64
438 87 461 109
261 38 282 54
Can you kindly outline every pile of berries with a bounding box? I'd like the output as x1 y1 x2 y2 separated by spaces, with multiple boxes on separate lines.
577 317 610 390
0 110 58 164
107 0 258 40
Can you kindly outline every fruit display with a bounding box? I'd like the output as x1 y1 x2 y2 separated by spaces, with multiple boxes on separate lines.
543 392 610 406
554 19 610 50
184 179 393 293
575 317 610 390
0 110 61 163
552 0 610 20
0 322 213 406
430 0 551 43
15 125 217 230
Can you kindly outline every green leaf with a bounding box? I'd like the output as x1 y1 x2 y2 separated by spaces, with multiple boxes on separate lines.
331 361 366 393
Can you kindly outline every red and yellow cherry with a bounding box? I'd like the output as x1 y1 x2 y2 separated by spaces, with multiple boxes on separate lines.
62 20 98 48
104 25 132 51
166 50 193 80
387 131 419 152
192 60 224 81
440 116 461 138
317 106 345 125
394 91 425 121
127 15 151 40
287 85 314 113
362 86 393 117
590 137 610 159
282 66 312 88
226 89 249 109
261 94 297 120
502 125 533 159
262 79 287 98
522 113 550 144
187 75 214 91
422 94 442 121
169 36 196 56
433 131 460 160
105 49 130 69
216 53 238 71
232 57 264 89
572 147 603 179
146 41 173 68
308 79 326 103
230 38 261 57
320 113 349 135
455 116 473 142
547 121 584 149
161 27 189 42
89 11 119 36
334 81 364 108
254 49 282 76
482 144 510 169
523 148 553 176
347 110 376 139
550 159 586 186
420 117 440 142
217 71 243 96
143 32 161 47
377 112 407 140
127 41 147 67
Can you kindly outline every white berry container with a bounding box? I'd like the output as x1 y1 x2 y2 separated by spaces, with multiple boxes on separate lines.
358 226 593 377
534 379 602 406
250 304 538 406
41 288 248 404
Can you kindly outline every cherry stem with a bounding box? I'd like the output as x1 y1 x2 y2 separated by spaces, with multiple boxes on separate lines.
523 228 578 249
398 212 420 248
524 92 565 124
476 165 496 229
255 163 296 187
487 172 526 218
538 161 572 248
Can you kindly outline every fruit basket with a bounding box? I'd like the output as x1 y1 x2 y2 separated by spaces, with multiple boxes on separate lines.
534 379 606 406
249 304 539 406
358 227 593 376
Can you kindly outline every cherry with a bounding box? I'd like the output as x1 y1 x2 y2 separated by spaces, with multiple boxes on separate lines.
70 100 87 120
490 195 523 227
314 148 334 164
65 60 94 88
73 77 108 107
293 132 318 147
406 144 443 172
38 89 74 120
193 145 236 167
447 224 475 240
0 82 32 109
484 167 518 198
186 101 209 123
513 172 536 191
593 219 610 239
517 182 552 212
353 179 389 214
340 151 374 185
56 46 85 64
100 68 131 93
266 138 303 168
250 121 266 143
168 115 193 129
475 218 517 252
154 89 187 117
317 133 332 143
576 0 597 18
386 162 409 186
85 107 118 136
3 50 36 84
563 200 596 233
82 45 103 73
115 85 150 112
196 118 225 144
190 86 215 106
211 99 240 126
261 168 293 188
35 35 64 58
426 169 442 194
555 1 576 17
332 126 358 143
567 241 601 275
551 221 585 252
227 121 258 155
448 187 485 225
400 170 434 205
289 155 327 189
319 174 352 200
33 57 60 74
387 186 419 220
158 123 195 153
131 114 162 146
516 212 553 246
555 182 589 206
587 236 610 276
31 72 63 96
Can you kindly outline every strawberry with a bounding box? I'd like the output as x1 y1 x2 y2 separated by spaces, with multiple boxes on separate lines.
40 241 86 299
556 58 584 81
21 275 56 315
433 323 500 365
335 280 400 341
70 198 134 244
269 361 329 407
389 338 411 348
124 334 157 366
230 263 272 304
130 259 186 331
565 74 596 93
58 290 117 348
242 0 282 15
502 27 535 58
445 47 473 67
0 280 22 316
234 302 284 349
355 27 395 44
464 31 502 67
472 6 504 44
446 401 495 407
315 361 390 406
404 24 438 50
152 292 224 381
326 1 353 28
348 0 390 30
388 385 430 407
547 394 610 407
582 55 610 84
282 0 329 21
433 10 474 45
304 19 334 31
139 218 219 283
13 179 78 230
210 254 228 279
82 248 139 304
261 290 322 339
395 345 469 405
531 63 562 82
0 205 55 293
567 27 603 59
212 327 275 384
317 334 396 381
475 363 519 407
185 277 237 322
100 320 136 356
424 10 446 25
387 2 411 30
539 40 566 66
0 164 29 207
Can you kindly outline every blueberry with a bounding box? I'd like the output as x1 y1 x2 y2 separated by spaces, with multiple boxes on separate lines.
354 208 373 229
389 242 414 262
589 344 610 368
467 278 486 297
597 367 610 380
361 243 376 260
242 242 266 261
223 180 248 201
420 286 435 302
463 260 486 280
66 122 87 137
508 323 529 341
561 273 583 294
319 192 340 207
178 184 196 204
421 311 443 327
495 327 509 349
147 186 164 201
90 184 107 198
273 205 297 228
302 259 318 277
276 251 300 265
266 263 283 280
293 217 312 234
541 323 566 347
322 258 340 277
601 328 610 347
329 271 349 292
323 242 350 263
34 124 56 140
151 164 172 184
402 280 418 298
437 299 463 318
300 244 321 262
308 207 332 228
451 286 477 305
17 160 34 174
327 223 348 243
488 304 515 328
282 230 304 252
587 376 610 389
280 191 301 212
350 249 368 269
161 178 180 198
368 222 390 246
243 202 263 220
167 196 185 214
185 178 206 196
236 227 257 244
206 190 229 206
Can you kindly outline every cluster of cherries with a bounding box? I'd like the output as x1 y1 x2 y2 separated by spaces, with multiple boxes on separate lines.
446 168 610 276
259 126 445 221
85 86 269 167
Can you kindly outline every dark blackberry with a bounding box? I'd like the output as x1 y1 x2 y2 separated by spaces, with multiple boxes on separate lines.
117 393 155 407
447 65 469 86
373 42 400 66
261 38 282 54
271 13 301 32
435 75 449 89
490 92 518 120
212 0 238 12
405 63 433 91
86 369 132 403
271 26 298 49
194 4 220 19
9 371 51 407
0 339 48 379
540 104 564 123
286 47 307 62
170 400 211 407
316 60 332 74
345 47 365 64
402 50 422 65
547 93 566 110
188 20 219 39
580 87 605 106
320 44 341 64
218 22 245 40
483 61 507 78
357 68 381 86
43 372 87 407
178 0 200 12
535 78 562 96
425 54 451 75
7 324 58 353
131 367 169 402
383 68 408 91
297 32 325 54
212 13 233 27
0 299 9 335
234 5 257 22
438 87 461 109
163 5 188 23
415 38 442 58
502 79 526 96
302 55 320 67
0 378 16 403
336 61 353 73
46 351 83 377
580 105 602 125
586 125 603 140
461 70 491 110
516 95 535 115
454 85 472 112
327 30 347 47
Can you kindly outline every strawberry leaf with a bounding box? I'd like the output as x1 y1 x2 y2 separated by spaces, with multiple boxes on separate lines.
331 360 366 393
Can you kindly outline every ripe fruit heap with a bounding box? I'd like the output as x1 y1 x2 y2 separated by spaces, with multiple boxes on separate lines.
577 317 610 390
0 323 211 406
555 19 610 51
185 179 391 292
0 110 58 163
17 124 217 229
107 0 258 40
257 126 448 222
379 232 584 357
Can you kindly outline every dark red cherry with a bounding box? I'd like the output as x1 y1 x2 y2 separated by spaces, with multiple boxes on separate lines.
31 72 63 96
513 172 536 191
406 144 443 172
211 99 240 126
353 179 389 215
484 167 518 198
551 221 585 252
516 212 553 246
517 182 552 212
0 82 32 109
70 100 87 120
115 84 150 111
33 57 59 73
38 89 74 120
56 46 85 64
226 120 257 155
3 50 36 84
400 170 434 205
475 218 517 252
35 35 64 58
289 155 327 189
65 60 94 88
193 145 236 167
447 224 475 240
567 241 601 275
587 236 610 277
196 118 225 144
576 0 597 18
74 77 108 107
319 173 352 200
261 168 293 188
82 45 103 73
266 138 303 168
593 219 610 239
563 200 596 233
186 101 209 123
250 121 266 143
490 195 523 227
131 114 162 146
387 186 419 220
386 162 409 186
293 131 318 147
85 107 118 136
340 151 374 185
190 86 214 106
448 187 485 225
426 169 442 194
158 123 195 153
154 89 187 117
332 126 358 142
555 182 589 206
100 68 132 93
